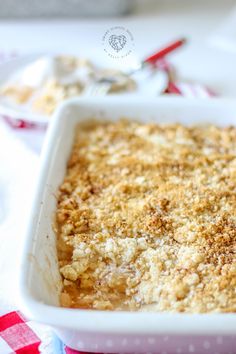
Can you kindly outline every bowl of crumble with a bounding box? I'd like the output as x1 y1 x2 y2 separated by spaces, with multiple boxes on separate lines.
20 96 236 353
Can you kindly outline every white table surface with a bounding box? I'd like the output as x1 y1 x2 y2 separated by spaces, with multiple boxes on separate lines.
0 0 236 317
0 0 234 56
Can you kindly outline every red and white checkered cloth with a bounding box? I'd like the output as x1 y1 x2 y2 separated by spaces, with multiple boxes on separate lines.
155 58 216 98
0 311 40 353
0 310 94 354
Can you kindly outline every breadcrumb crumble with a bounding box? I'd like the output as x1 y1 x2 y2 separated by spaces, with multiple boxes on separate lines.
56 119 236 312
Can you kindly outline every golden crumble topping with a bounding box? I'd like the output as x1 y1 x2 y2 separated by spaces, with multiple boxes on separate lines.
56 119 236 312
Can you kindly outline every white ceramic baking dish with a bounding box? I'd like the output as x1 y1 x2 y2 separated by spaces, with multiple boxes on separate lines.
20 96 236 354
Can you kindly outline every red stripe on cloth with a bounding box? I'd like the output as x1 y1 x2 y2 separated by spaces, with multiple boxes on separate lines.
0 322 40 352
17 312 28 322
16 342 40 354
165 82 182 95
65 349 87 354
2 115 45 130
0 311 24 332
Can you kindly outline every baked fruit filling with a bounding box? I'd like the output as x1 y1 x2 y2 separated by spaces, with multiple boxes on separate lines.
56 119 236 312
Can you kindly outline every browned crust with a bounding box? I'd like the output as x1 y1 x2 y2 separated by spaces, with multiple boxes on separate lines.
56 119 236 312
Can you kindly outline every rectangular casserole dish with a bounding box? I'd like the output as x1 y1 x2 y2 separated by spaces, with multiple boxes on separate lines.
20 96 236 354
